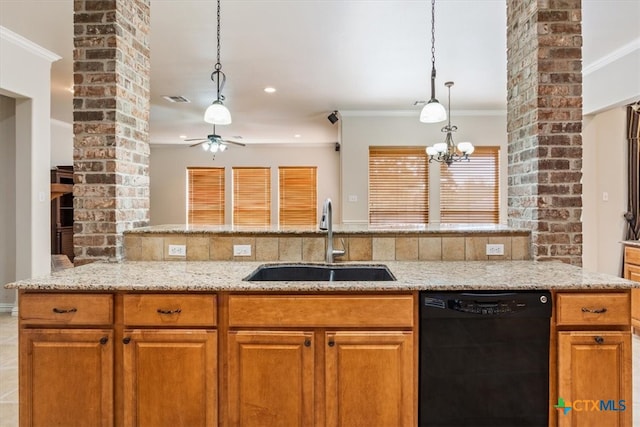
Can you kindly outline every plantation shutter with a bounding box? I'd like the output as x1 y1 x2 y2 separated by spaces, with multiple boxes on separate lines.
440 146 499 223
233 167 271 226
187 167 225 225
279 166 317 226
369 147 429 224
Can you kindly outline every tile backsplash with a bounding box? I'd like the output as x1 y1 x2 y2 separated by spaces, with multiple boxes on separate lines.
124 232 531 262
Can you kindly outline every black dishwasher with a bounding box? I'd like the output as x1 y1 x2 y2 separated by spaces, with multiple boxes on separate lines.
419 290 552 427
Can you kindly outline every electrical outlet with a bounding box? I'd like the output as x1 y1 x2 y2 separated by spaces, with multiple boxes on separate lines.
233 244 252 256
348 195 358 202
168 244 186 256
486 244 504 256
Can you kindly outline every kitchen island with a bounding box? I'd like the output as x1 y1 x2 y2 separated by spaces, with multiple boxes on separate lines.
6 260 637 427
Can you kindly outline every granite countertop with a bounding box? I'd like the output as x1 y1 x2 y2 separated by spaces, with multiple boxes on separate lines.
125 223 530 235
623 240 640 248
5 260 637 292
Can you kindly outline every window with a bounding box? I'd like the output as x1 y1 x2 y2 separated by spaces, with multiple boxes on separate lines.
369 147 429 224
440 146 499 223
233 167 271 226
187 167 225 225
279 166 317 226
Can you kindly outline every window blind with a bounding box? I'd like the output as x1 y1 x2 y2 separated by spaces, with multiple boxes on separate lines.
369 147 429 224
440 146 499 223
187 167 225 225
279 166 317 226
233 167 271 226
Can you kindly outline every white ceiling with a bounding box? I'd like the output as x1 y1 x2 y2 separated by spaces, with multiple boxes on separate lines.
1 0 639 145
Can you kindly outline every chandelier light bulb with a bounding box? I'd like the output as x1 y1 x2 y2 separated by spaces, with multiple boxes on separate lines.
219 143 227 152
426 146 438 156
202 142 209 151
457 142 474 154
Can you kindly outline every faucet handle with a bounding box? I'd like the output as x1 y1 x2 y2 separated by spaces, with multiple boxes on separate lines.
334 238 346 257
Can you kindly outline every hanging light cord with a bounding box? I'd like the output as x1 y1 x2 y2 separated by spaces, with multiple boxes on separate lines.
211 0 226 102
429 0 437 100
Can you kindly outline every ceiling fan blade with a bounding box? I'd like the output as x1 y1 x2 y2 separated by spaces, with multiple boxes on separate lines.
184 138 207 142
221 139 246 147
189 141 207 147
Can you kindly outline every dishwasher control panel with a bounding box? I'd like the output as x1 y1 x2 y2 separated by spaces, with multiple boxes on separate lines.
451 299 525 315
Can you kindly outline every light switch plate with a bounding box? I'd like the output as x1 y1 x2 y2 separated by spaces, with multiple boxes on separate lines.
233 244 252 256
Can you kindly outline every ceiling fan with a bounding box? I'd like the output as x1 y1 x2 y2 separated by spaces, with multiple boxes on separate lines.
185 125 246 156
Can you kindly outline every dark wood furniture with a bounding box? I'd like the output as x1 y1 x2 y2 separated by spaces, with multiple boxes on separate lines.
50 166 74 261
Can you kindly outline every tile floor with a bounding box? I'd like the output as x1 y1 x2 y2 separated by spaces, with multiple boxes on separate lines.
0 312 639 426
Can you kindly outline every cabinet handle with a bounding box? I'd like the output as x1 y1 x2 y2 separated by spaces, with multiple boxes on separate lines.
304 339 311 347
328 341 335 347
99 336 109 345
595 336 604 344
123 337 131 344
52 307 77 314
581 307 607 314
157 308 182 315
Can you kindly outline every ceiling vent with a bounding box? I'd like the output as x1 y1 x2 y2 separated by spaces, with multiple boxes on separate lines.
162 95 191 103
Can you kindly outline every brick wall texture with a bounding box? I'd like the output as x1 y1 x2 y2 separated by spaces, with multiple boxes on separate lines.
506 0 583 265
73 0 151 264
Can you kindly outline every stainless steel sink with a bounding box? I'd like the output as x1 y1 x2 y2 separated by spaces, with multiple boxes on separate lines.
244 263 396 281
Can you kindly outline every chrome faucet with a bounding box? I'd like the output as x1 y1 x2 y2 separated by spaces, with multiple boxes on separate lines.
319 198 345 263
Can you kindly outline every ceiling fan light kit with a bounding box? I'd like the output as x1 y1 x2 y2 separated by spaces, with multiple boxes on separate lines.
420 0 447 124
425 81 474 166
204 0 232 125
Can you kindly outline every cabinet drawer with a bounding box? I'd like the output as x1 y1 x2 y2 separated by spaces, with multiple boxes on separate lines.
625 246 640 266
624 246 640 265
20 293 113 325
123 294 217 326
556 292 630 326
228 294 414 328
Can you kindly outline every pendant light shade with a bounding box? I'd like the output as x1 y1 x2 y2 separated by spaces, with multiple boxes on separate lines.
204 0 232 125
420 0 446 124
420 100 447 123
204 100 232 125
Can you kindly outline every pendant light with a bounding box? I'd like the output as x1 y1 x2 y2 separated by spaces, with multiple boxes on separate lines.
425 81 474 165
204 0 232 125
420 0 447 123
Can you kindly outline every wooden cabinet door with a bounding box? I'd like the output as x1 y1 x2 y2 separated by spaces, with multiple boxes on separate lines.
20 328 113 427
624 264 640 328
227 331 314 427
557 331 631 427
123 329 217 427
324 331 414 427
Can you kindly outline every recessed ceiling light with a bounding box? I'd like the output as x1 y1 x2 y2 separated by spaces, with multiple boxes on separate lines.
264 87 276 94
179 135 187 139
294 134 301 138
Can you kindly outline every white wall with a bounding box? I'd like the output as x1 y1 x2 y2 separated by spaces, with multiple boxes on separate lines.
150 143 341 225
0 95 17 311
0 27 60 309
50 118 73 167
582 107 629 275
339 113 508 224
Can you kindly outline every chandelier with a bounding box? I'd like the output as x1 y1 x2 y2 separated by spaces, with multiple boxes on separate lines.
425 81 474 165
204 0 232 125
419 0 447 123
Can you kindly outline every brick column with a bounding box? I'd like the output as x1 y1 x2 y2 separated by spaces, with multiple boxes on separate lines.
73 0 151 264
506 0 583 265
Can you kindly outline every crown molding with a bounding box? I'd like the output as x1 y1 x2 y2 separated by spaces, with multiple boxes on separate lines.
583 37 640 76
0 26 61 63
339 109 506 118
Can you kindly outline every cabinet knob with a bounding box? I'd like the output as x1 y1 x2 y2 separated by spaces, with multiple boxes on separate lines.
304 339 311 347
594 336 604 344
99 336 108 345
123 337 131 344
328 341 335 347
